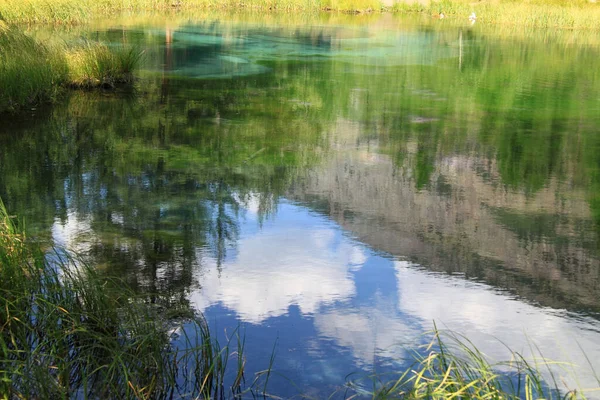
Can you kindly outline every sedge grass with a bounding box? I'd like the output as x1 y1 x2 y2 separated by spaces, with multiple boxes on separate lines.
0 200 253 399
0 25 142 113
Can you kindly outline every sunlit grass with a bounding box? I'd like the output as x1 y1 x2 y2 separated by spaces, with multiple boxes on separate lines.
391 0 600 30
2 0 600 29
0 25 142 112
67 42 143 87
0 24 68 112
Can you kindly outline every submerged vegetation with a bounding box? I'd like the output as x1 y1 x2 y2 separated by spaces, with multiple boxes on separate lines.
0 24 141 113
0 0 599 30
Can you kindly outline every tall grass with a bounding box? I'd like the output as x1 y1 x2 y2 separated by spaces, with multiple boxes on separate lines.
67 42 143 88
0 23 68 112
0 25 142 113
0 200 252 399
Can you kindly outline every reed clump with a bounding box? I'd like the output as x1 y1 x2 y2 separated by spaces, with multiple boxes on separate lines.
0 200 250 399
0 25 142 113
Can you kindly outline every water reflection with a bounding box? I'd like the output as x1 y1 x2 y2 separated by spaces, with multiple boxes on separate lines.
2 15 600 397
190 200 364 323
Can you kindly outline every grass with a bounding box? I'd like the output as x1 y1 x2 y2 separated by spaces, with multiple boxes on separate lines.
0 200 257 399
0 23 68 113
66 41 143 88
0 0 600 29
391 0 600 31
0 24 142 113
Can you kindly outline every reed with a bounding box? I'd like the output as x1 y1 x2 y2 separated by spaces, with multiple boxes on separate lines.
0 200 250 399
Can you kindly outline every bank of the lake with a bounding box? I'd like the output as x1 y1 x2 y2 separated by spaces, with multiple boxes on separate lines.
0 0 599 30
0 24 141 113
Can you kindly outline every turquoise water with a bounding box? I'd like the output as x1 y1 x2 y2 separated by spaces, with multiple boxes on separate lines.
2 14 600 397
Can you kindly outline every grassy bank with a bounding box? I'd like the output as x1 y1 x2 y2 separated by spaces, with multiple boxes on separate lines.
392 0 600 31
0 24 141 113
0 0 599 29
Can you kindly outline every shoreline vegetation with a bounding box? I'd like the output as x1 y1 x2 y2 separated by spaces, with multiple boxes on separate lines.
0 23 142 113
0 0 599 30
0 200 594 398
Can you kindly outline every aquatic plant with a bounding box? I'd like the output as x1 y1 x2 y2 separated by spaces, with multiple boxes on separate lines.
0 200 252 399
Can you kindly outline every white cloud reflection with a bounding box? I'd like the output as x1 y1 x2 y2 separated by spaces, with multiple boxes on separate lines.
51 212 93 254
189 213 366 323
314 307 419 367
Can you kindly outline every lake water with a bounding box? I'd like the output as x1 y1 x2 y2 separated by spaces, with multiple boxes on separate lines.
2 13 600 397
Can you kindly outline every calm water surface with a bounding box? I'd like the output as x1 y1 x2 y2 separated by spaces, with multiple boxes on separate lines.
2 13 600 397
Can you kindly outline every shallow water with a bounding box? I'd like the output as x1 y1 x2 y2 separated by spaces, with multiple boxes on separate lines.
2 13 600 397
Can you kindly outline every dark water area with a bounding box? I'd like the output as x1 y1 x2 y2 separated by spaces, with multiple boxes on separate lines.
2 13 600 397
